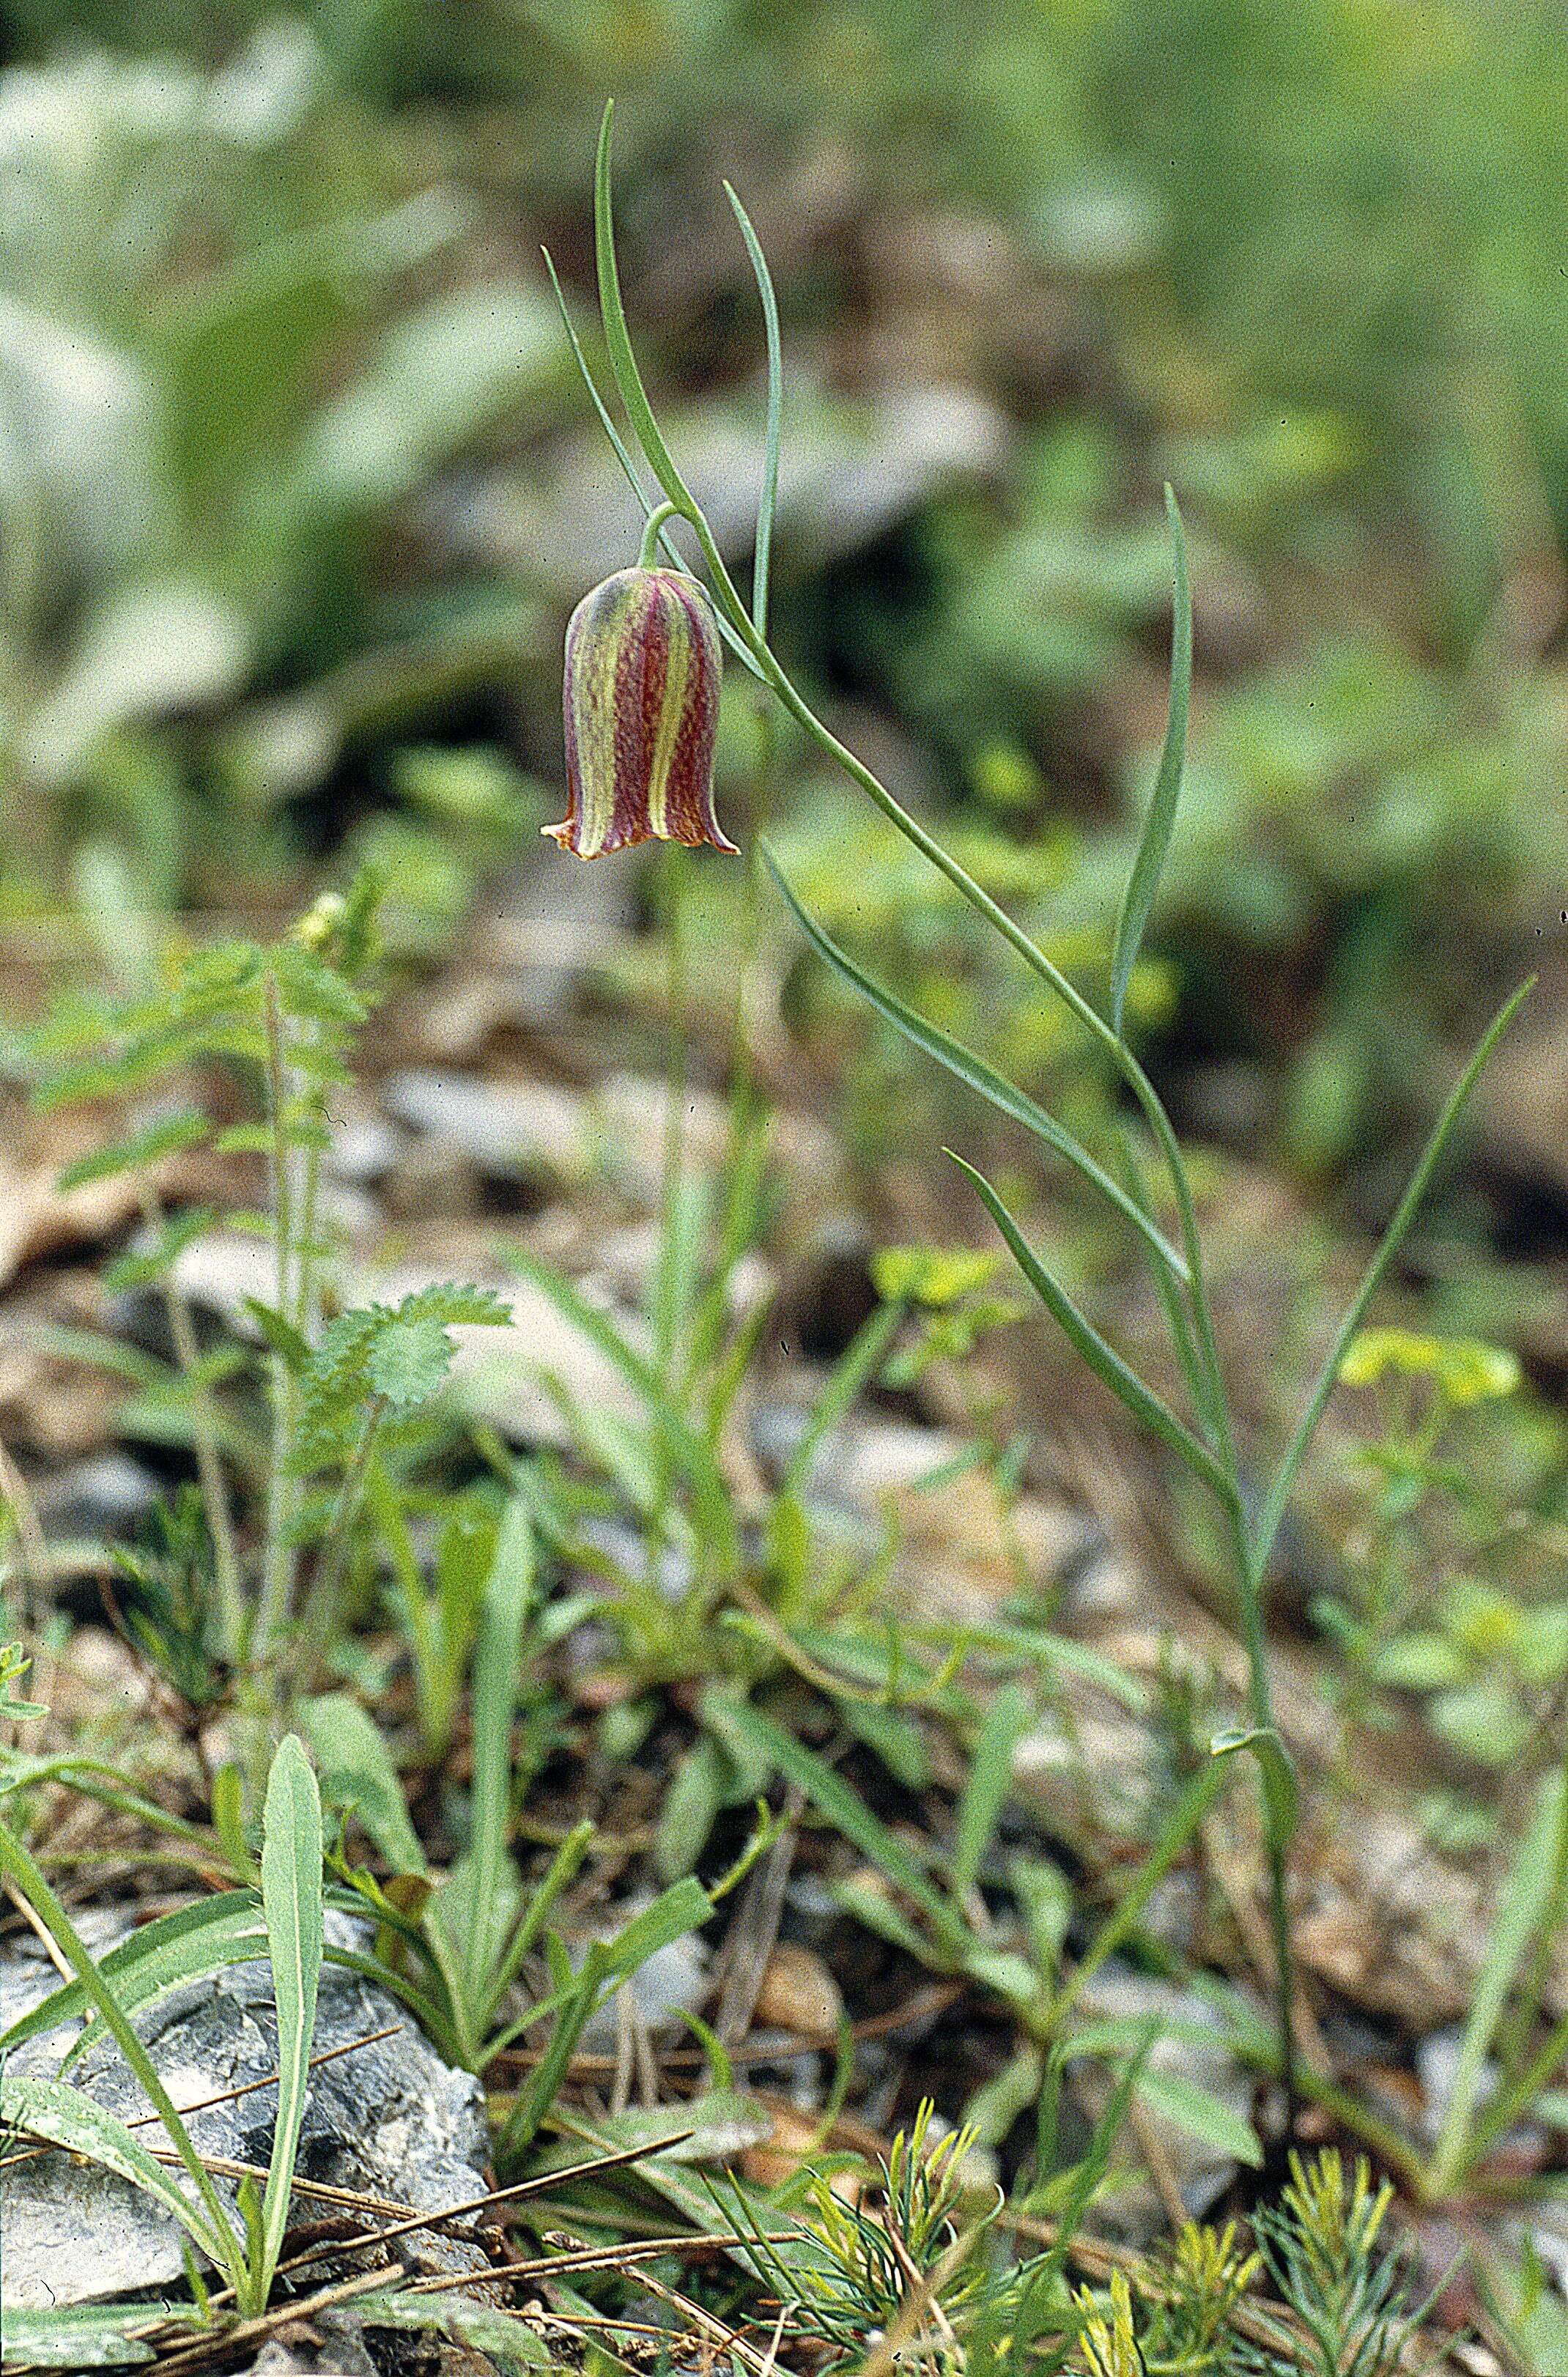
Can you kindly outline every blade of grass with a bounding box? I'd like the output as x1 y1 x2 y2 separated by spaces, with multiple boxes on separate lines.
952 1682 1032 1904
1047 1759 1230 2028
541 246 767 683
1428 1769 1562 2194
256 1733 324 2313
0 1811 238 2272
766 851 1190 1287
1 2071 229 2263
724 182 782 637
1251 976 1531 1586
499 1249 740 1574
462 1500 534 2014
950 1153 1235 1508
717 1700 965 1956
1110 489 1191 1038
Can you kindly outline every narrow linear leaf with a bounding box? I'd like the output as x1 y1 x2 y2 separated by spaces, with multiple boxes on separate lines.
716 1700 963 1953
499 1249 739 1573
258 1733 325 2303
465 1499 534 2007
1432 1769 1561 2186
767 851 1189 1286
1212 1725 1299 1849
1111 486 1191 1038
541 245 767 684
1253 975 1531 1578
1 2071 225 2261
0 1814 237 2261
593 102 697 523
950 1153 1232 1507
1132 2066 1262 2168
724 181 782 637
953 1682 1032 1902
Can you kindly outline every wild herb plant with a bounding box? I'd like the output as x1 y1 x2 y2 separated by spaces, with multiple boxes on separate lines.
553 100 1529 2129
25 875 508 1764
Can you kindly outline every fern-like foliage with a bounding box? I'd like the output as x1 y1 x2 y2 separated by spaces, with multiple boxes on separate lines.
1229 2152 1415 2377
292 1287 511 1471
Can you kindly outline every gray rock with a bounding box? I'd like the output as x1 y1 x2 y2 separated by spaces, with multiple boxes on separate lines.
1069 1961 1259 2238
0 1912 489 2313
563 1898 711 2053
382 1069 590 1185
35 1450 160 1542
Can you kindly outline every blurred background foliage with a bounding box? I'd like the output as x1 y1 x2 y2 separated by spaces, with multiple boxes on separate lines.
3 0 1567 1248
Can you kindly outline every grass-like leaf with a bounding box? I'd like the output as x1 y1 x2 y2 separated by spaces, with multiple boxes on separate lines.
1428 1769 1561 2192
1250 974 1531 1583
541 245 768 684
302 1692 426 1876
766 849 1190 1286
0 1811 238 2271
717 1699 966 1956
0 2071 229 2263
593 103 698 529
256 1732 325 2314
464 1499 534 2014
952 1682 1031 1903
950 1152 1233 1507
724 180 783 636
1110 487 1191 1039
500 1249 741 1573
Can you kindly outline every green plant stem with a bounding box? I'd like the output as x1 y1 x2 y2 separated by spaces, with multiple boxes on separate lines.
647 473 1303 2111
639 500 683 567
1498 1707 1568 2089
651 840 690 1557
142 1188 245 1663
256 975 298 1690
308 1398 386 1649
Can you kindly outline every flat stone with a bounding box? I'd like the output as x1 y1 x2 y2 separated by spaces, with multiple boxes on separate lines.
0 1912 489 2313
382 1070 590 1184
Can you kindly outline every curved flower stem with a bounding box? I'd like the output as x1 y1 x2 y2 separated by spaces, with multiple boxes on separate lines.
639 500 684 569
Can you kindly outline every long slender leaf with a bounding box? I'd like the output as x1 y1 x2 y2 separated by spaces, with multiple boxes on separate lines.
1251 975 1531 1581
0 1813 237 2267
951 1153 1234 1506
464 1499 534 2009
766 851 1190 1286
1 1893 267 2060
724 181 783 636
1430 1769 1561 2189
593 103 698 524
540 248 766 684
1049 1759 1230 2027
256 1733 324 2310
0 2071 227 2260
499 1249 740 1573
716 1700 964 1953
952 1683 1032 1902
302 1693 425 1876
0 2303 197 2366
1111 487 1191 1038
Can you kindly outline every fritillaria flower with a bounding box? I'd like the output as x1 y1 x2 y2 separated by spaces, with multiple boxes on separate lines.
545 566 736 859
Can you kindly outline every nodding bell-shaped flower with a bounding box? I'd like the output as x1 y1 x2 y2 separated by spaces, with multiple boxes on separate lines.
546 567 736 860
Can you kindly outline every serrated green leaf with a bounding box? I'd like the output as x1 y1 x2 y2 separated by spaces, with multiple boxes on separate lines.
366 1313 454 1408
56 1110 210 1192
